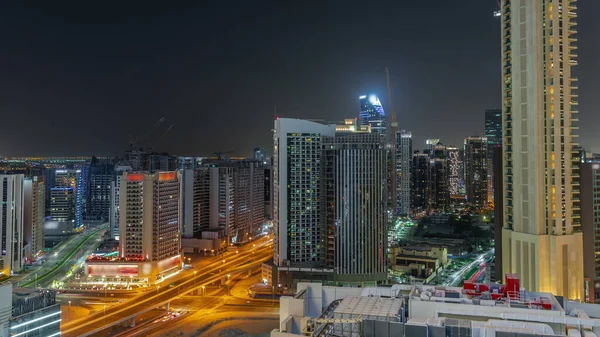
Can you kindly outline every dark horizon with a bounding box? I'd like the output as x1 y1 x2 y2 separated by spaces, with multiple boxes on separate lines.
0 1 598 157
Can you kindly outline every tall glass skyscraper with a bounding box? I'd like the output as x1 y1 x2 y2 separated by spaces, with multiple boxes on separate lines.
485 109 502 146
357 95 386 134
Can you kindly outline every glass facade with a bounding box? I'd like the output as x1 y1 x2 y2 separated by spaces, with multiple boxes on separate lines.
358 95 386 134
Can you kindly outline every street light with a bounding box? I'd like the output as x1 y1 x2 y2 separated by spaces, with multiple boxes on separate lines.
226 274 231 295
193 271 197 286
156 285 160 295
103 304 107 316
202 285 206 296
68 300 71 307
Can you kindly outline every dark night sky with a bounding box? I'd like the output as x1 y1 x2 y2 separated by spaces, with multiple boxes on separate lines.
0 1 598 157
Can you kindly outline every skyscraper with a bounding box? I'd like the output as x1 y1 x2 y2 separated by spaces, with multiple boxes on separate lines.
580 160 598 302
501 0 582 299
357 95 386 134
429 157 449 211
119 172 180 261
464 136 488 209
49 169 86 230
411 151 430 214
447 146 460 195
109 165 132 240
253 148 267 162
24 177 45 260
0 174 24 276
396 130 412 215
485 109 502 205
88 159 115 221
324 133 388 284
273 118 336 272
485 109 502 146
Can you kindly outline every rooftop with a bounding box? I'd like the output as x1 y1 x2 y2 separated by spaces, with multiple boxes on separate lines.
334 296 403 319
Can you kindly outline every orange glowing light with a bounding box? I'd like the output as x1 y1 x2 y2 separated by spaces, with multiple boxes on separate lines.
127 173 144 182
159 172 176 181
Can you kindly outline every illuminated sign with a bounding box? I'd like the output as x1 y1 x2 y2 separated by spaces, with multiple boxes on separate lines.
87 264 139 276
359 95 367 99
158 172 176 181
127 173 144 182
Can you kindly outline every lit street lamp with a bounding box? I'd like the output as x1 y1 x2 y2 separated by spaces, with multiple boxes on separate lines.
202 285 205 296
226 274 231 295
156 285 160 295
68 300 71 307
103 304 107 316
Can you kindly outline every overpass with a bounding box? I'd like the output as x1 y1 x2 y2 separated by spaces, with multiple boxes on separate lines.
61 244 272 337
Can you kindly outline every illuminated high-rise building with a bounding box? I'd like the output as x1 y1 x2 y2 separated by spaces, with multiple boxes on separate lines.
24 177 45 260
88 159 114 221
411 151 430 213
501 0 582 299
273 119 336 273
357 95 386 134
464 136 488 209
395 130 412 215
49 169 86 230
447 146 460 195
485 109 502 204
119 171 180 262
0 174 24 276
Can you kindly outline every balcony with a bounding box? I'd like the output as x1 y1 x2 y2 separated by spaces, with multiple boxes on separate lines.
570 100 579 106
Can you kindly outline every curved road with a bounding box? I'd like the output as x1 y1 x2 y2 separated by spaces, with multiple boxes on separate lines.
61 244 273 337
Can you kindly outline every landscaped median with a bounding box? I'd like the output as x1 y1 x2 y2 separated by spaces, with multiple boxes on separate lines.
21 225 107 288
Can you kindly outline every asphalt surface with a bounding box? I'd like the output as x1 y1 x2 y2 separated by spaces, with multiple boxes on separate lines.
61 244 273 337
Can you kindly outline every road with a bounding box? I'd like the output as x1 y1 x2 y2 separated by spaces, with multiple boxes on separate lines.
444 248 494 287
61 242 273 337
16 224 108 288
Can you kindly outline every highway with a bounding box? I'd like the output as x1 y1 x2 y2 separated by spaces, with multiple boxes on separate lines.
444 248 494 287
61 242 273 337
16 224 107 288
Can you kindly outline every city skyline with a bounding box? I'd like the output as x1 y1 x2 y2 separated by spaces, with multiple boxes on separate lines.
0 2 598 157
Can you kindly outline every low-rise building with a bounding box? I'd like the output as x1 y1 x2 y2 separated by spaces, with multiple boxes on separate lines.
10 288 60 337
273 274 600 337
389 247 448 281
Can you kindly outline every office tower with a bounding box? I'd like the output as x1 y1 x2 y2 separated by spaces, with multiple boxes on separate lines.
0 174 24 276
324 133 388 283
485 109 502 146
49 169 85 229
429 158 449 211
119 171 180 261
88 159 115 221
264 163 273 220
493 145 504 282
10 288 60 337
272 118 336 282
581 161 600 302
485 109 503 205
464 136 488 209
210 166 235 240
396 131 412 215
23 177 45 260
411 151 430 213
357 95 386 134
181 168 210 238
447 146 460 195
426 139 441 153
501 0 582 299
109 165 131 240
254 148 267 162
233 161 265 243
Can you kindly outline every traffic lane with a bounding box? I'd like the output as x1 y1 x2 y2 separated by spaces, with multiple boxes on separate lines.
61 248 272 337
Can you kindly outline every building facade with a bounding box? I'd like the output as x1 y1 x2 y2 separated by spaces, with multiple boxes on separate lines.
501 0 583 299
411 151 430 214
324 133 388 283
485 109 502 205
10 288 60 337
0 174 24 276
88 160 115 221
357 95 386 134
109 165 132 240
447 146 460 195
581 161 600 303
396 131 412 215
464 136 488 209
23 177 44 261
119 171 181 262
49 169 86 229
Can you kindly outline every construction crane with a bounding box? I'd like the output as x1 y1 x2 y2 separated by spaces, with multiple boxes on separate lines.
152 124 174 149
